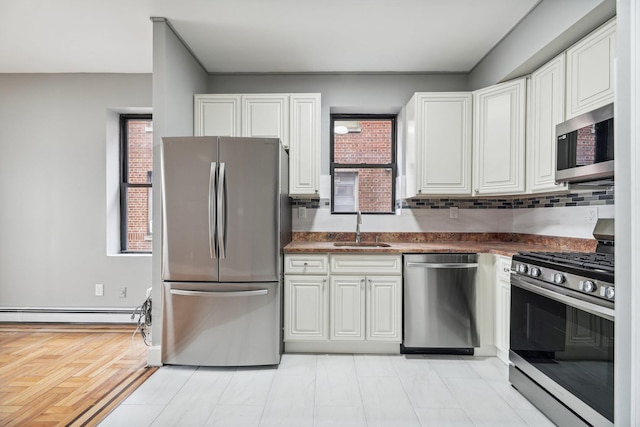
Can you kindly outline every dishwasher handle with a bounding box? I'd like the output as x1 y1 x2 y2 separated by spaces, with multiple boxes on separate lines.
406 262 479 269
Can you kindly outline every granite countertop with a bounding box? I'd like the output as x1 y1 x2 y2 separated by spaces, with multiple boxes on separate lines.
284 232 597 257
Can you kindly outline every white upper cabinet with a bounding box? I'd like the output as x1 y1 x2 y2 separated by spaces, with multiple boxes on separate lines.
242 95 290 149
404 93 472 197
473 78 527 196
289 94 321 197
194 93 321 198
565 18 616 119
527 55 569 194
194 94 241 137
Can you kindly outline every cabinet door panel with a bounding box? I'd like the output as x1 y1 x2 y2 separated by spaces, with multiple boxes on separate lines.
194 95 241 137
330 276 365 340
527 55 568 193
284 275 327 341
473 79 526 195
242 95 289 148
366 276 401 341
405 93 472 197
289 94 321 196
566 19 616 119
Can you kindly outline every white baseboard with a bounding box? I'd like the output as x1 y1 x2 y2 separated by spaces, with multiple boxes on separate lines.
147 345 162 366
0 308 136 324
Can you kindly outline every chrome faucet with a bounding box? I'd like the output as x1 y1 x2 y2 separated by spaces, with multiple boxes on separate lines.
355 211 362 243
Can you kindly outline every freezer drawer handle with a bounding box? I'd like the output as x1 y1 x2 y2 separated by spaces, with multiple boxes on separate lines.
170 289 269 297
406 262 479 269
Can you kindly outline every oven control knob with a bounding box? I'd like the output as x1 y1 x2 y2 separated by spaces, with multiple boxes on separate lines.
604 287 615 299
516 264 528 274
529 267 541 278
553 273 565 284
582 280 597 293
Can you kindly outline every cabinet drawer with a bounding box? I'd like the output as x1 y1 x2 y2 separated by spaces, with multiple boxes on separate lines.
285 254 329 274
331 255 402 275
497 256 512 283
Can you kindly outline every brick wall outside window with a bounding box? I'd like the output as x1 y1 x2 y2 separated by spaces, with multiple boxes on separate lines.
334 120 393 213
577 125 596 166
126 120 152 252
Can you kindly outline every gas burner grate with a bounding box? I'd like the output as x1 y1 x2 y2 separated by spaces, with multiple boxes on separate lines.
521 251 614 274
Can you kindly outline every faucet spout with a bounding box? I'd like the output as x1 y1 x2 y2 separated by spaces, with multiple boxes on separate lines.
355 211 362 243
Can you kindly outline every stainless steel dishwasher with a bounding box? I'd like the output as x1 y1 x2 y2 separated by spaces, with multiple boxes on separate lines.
402 253 479 354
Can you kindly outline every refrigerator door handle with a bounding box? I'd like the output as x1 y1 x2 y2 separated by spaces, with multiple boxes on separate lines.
170 289 269 297
217 162 227 259
208 162 218 259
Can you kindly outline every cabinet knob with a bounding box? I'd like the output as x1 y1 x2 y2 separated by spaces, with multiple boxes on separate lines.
303 262 308 266
474 189 479 194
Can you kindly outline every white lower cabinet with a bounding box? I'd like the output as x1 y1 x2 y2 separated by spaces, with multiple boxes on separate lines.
284 274 328 341
330 275 402 342
330 276 365 340
284 253 402 353
494 255 512 364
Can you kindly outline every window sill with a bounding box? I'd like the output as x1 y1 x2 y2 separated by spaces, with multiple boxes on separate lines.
107 253 152 257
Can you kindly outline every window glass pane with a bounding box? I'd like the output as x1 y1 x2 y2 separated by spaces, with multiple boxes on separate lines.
127 119 153 184
334 120 392 164
333 168 393 213
126 187 152 252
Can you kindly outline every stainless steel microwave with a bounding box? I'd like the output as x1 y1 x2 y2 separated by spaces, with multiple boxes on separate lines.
556 103 614 184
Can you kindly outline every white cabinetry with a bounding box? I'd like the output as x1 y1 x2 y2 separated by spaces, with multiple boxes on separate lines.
404 93 473 196
494 255 512 364
565 18 616 119
289 94 321 196
527 55 569 194
194 93 321 197
242 95 289 148
194 95 241 137
284 253 402 353
473 78 527 196
284 254 329 341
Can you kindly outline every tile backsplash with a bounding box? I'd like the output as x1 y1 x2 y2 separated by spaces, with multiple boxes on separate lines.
291 189 614 210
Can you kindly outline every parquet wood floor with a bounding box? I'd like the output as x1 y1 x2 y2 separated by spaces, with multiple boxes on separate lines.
0 323 156 426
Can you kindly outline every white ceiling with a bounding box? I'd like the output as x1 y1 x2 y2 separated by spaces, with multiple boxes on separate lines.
0 0 541 74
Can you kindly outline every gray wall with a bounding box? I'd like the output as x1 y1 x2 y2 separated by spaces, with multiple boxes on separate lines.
468 0 615 89
208 73 468 175
0 73 152 307
151 19 209 355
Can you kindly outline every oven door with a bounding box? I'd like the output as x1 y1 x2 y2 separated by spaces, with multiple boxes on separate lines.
509 274 614 427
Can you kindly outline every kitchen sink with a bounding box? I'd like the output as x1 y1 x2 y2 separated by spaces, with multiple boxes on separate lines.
333 242 392 248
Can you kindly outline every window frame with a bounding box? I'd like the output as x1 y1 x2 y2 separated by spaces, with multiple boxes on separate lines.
330 113 397 215
119 114 153 253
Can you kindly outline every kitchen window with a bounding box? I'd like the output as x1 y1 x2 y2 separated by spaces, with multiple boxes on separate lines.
120 114 153 253
330 114 396 214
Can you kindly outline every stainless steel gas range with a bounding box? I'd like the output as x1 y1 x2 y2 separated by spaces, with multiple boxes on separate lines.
509 219 614 427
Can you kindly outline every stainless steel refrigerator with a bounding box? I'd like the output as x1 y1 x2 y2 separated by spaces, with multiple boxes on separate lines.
160 136 291 366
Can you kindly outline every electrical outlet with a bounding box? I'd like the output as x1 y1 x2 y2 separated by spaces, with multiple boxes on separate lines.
119 287 127 298
587 207 598 224
449 207 459 219
298 206 306 219
95 284 104 297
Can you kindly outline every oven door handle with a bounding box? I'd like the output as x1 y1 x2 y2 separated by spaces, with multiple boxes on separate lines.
511 274 615 321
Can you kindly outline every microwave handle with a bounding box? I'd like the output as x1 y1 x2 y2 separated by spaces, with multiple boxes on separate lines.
511 275 614 322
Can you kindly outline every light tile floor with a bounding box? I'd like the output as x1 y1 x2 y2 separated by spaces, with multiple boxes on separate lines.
99 354 555 427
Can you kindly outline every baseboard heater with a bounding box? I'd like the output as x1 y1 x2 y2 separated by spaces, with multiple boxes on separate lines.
0 307 136 323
